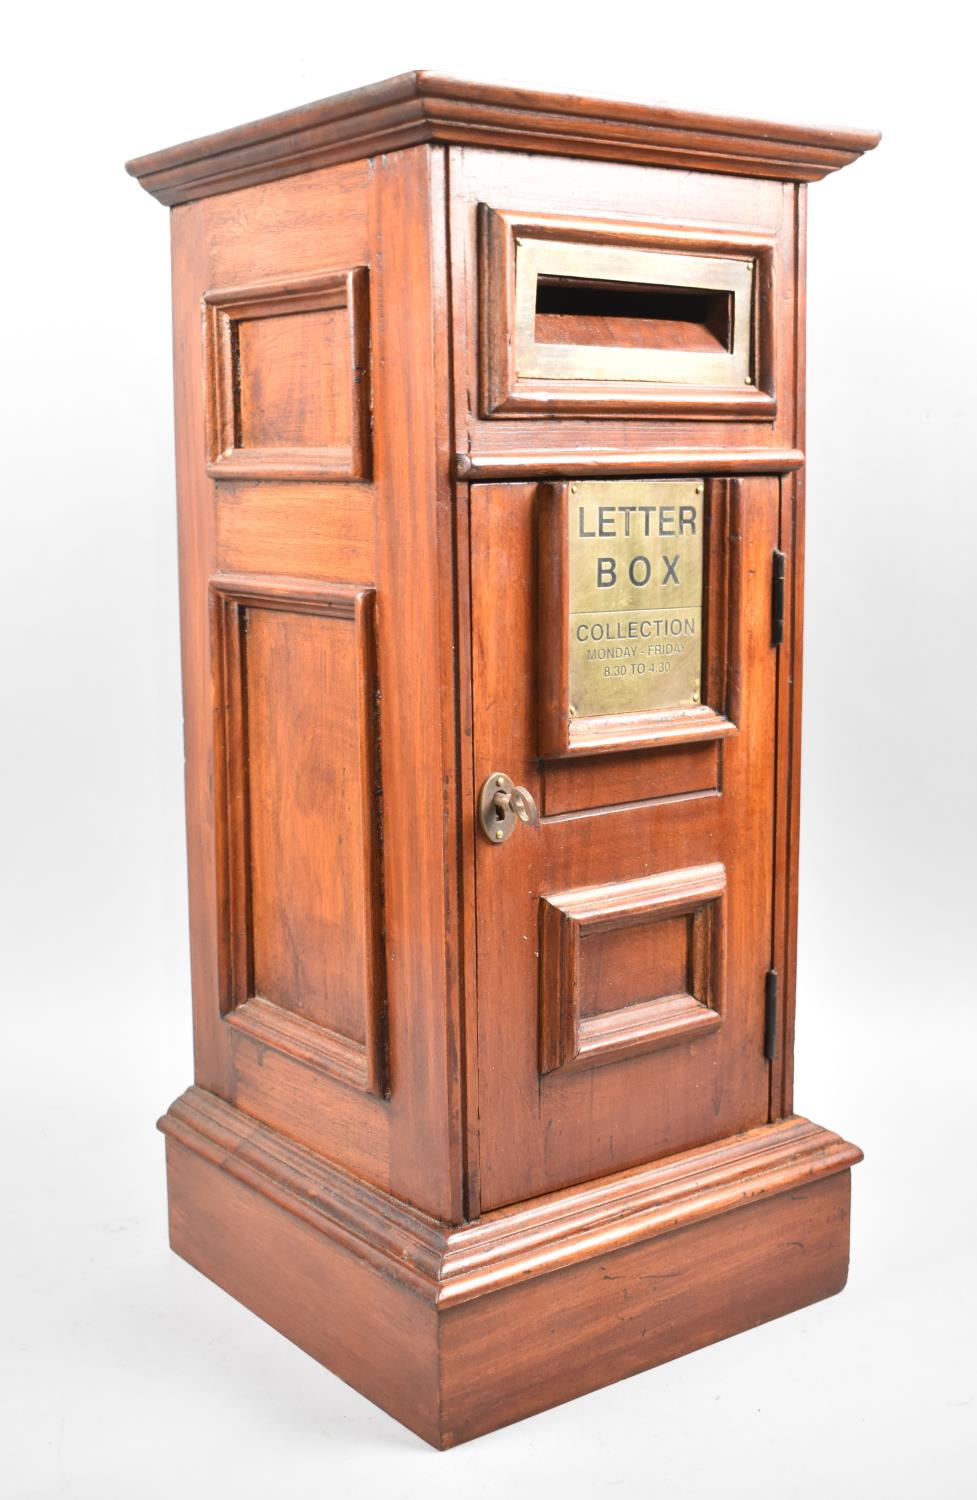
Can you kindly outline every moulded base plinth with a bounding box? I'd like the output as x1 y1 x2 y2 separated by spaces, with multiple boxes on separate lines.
159 1087 861 1448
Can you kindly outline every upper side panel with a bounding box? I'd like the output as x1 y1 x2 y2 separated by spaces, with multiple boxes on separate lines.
448 147 801 474
185 159 377 582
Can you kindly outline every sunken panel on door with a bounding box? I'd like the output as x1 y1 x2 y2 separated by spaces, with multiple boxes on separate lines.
210 574 386 1095
539 863 726 1075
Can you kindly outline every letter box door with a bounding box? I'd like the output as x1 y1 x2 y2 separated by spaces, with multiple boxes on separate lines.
471 477 780 1211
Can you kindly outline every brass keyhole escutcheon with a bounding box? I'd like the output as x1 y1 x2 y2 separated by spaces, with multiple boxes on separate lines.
478 772 540 844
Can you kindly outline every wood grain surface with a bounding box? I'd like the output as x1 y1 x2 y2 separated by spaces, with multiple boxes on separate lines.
127 71 879 205
136 74 873 1446
162 1086 860 1447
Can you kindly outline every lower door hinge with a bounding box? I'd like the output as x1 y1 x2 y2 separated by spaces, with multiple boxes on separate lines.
764 968 779 1061
771 549 787 646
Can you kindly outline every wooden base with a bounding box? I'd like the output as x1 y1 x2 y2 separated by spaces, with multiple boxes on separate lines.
160 1088 861 1449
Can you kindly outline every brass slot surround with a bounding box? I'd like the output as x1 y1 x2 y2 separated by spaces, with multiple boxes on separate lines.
515 239 754 388
534 276 735 353
479 206 776 418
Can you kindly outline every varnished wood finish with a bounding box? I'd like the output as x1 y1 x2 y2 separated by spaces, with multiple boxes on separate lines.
127 71 880 206
166 149 463 1210
210 576 386 1095
449 150 802 476
456 446 806 480
164 1137 443 1445
163 1086 861 1307
132 76 874 1448
203 266 371 479
162 1085 860 1447
440 1170 853 1446
541 741 719 816
479 207 774 418
538 863 727 1075
471 475 779 1207
773 185 810 1122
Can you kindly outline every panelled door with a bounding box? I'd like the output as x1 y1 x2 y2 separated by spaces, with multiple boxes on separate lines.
471 476 780 1211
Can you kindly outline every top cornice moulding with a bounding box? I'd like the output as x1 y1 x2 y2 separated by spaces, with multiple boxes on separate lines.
126 71 881 206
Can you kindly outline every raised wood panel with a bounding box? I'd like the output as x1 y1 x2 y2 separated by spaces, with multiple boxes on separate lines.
164 159 375 1118
539 863 726 1075
542 742 719 816
204 267 371 480
211 573 386 1096
237 306 350 449
245 608 371 1040
579 914 687 1018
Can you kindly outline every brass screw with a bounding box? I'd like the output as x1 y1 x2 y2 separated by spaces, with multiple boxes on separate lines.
744 375 753 385
568 704 577 717
496 776 505 788
494 830 504 841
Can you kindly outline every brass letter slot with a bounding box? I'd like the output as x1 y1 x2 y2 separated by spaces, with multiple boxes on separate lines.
480 207 775 418
516 242 753 389
535 276 734 356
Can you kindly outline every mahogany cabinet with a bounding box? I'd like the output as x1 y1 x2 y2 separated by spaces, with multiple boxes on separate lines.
127 73 879 1448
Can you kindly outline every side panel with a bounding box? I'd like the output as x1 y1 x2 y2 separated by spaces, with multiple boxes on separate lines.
210 578 385 1096
168 148 463 1216
245 605 376 1040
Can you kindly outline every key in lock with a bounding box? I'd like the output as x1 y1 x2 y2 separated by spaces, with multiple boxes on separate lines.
478 772 540 844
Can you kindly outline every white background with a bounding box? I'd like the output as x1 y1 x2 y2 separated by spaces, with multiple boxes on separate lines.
3 2 975 1495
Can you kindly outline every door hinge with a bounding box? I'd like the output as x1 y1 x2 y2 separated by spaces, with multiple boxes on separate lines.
764 968 779 1060
771 548 787 646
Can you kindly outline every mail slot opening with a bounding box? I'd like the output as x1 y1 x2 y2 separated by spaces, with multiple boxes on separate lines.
534 276 734 355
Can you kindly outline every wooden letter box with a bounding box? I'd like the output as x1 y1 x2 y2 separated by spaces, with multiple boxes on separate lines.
127 73 879 1448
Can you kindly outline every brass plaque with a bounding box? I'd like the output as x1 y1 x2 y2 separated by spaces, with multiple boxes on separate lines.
567 479 704 720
